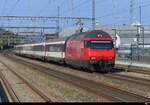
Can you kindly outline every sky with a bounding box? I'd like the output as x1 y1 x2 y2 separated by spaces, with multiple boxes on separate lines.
0 0 149 34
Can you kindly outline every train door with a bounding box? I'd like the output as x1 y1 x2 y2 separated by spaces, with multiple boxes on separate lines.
42 42 46 60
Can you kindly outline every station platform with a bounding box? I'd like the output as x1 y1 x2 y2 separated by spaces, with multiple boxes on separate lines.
115 60 150 71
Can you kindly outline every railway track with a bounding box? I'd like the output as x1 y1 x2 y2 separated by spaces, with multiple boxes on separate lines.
0 72 19 102
115 65 150 75
4 54 150 102
128 69 150 75
0 60 52 102
0 81 10 102
103 73 150 87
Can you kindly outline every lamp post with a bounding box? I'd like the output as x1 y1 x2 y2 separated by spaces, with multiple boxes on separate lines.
131 22 142 61
92 0 96 30
140 26 144 63
112 29 117 48
140 27 144 50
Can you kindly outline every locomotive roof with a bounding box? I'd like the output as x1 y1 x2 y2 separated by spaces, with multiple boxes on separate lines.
68 30 112 40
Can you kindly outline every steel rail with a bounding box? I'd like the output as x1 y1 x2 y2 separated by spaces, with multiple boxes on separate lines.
115 65 150 75
0 71 20 102
128 69 150 75
6 54 150 102
6 54 122 102
0 61 52 103
103 73 150 87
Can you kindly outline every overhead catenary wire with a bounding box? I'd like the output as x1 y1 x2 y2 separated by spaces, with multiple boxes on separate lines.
1 0 8 16
96 0 147 25
101 1 150 25
1 0 150 32
6 0 20 16
61 0 110 17
38 0 54 16
96 1 150 21
62 0 90 16
59 0 66 7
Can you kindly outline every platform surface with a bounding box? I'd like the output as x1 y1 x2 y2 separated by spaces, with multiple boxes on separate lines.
115 60 150 68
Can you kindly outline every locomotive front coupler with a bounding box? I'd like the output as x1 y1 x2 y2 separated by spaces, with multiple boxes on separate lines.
89 60 105 65
89 60 99 64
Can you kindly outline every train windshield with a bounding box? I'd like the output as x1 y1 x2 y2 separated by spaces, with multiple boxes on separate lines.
85 40 113 49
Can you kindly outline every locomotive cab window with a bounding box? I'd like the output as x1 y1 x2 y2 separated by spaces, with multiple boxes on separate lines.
84 40 91 48
85 40 113 49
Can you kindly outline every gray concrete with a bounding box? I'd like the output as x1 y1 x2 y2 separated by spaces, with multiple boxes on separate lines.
116 59 150 69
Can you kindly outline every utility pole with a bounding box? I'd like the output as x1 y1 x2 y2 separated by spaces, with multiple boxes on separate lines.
139 6 142 24
57 6 60 38
112 29 117 48
7 36 10 47
129 0 133 24
132 22 141 61
140 26 144 63
92 0 96 30
71 0 74 16
112 0 117 18
141 27 144 50
41 28 45 42
136 24 141 61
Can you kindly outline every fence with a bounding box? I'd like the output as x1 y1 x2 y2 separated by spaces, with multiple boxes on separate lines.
116 44 150 64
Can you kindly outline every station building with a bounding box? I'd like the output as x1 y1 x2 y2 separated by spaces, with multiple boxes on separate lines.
58 25 150 47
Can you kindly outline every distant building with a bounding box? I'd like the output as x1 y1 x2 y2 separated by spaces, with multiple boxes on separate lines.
44 33 58 40
57 25 150 47
95 25 150 46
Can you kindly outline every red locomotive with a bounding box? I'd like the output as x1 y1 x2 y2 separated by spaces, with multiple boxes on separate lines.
65 30 115 72
14 30 115 72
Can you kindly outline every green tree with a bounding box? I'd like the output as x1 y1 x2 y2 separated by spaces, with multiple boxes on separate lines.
0 29 16 49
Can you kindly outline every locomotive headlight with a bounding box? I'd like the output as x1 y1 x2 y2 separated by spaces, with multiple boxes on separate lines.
108 57 113 60
90 57 96 60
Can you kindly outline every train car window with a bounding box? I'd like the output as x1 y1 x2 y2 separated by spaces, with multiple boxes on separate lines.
16 47 18 50
20 47 22 50
34 45 42 51
47 45 52 51
24 46 32 51
47 45 55 52
61 45 65 52
53 45 58 52
90 40 113 49
18 47 23 50
47 44 65 52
